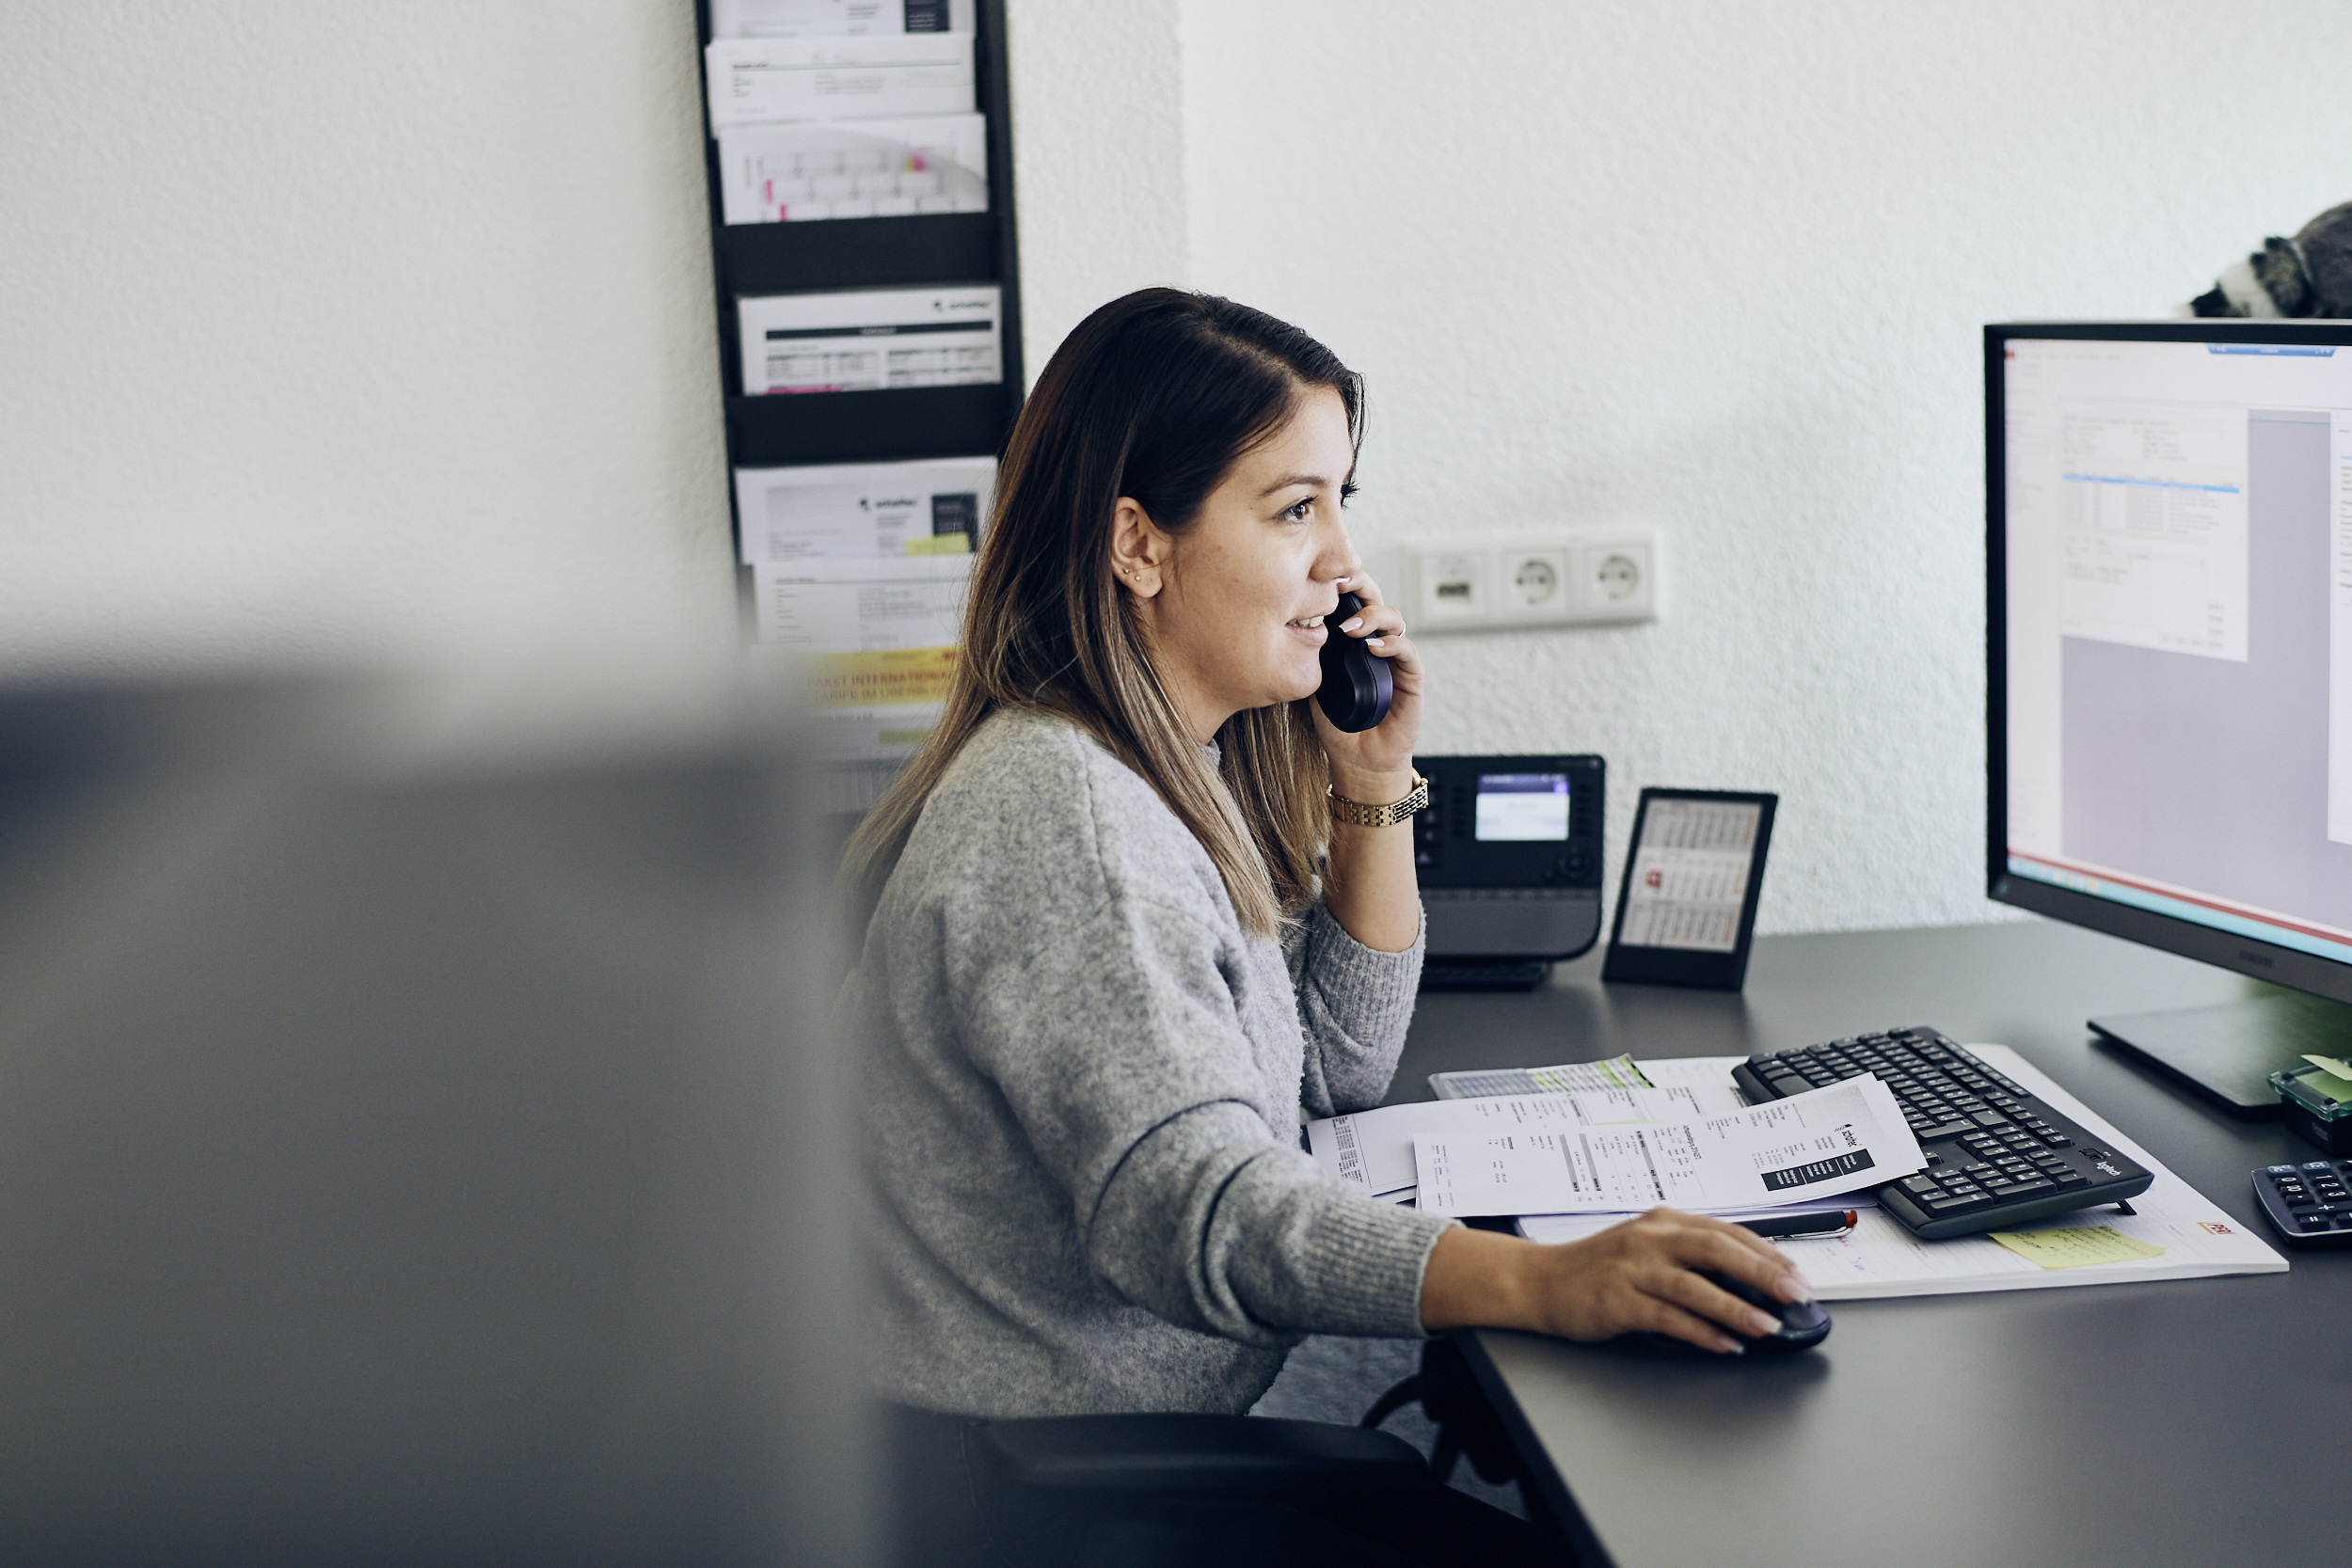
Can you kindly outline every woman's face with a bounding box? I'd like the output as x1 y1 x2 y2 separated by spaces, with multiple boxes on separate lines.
1124 388 1361 738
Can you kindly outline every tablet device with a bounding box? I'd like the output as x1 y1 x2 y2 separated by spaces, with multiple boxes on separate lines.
1600 787 1777 990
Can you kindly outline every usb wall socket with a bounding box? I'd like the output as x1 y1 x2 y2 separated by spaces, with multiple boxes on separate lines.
1395 532 1658 632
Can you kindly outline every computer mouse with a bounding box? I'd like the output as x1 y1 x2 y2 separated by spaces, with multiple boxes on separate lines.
1698 1269 1832 1354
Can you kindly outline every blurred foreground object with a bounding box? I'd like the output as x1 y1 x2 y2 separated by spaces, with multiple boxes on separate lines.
0 664 866 1566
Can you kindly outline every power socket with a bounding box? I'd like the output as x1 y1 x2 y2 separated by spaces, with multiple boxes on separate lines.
1398 531 1658 632
1406 548 1489 629
1496 546 1572 624
1573 538 1655 622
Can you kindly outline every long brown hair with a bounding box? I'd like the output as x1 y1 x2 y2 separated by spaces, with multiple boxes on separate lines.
840 288 1364 938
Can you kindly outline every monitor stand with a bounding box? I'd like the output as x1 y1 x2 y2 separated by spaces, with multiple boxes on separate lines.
2090 991 2352 1118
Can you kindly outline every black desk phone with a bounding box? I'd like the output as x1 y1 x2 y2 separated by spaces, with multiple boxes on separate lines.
1314 592 1392 733
1413 755 1606 990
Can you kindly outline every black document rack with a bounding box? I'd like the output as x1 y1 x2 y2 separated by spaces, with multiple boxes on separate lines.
691 0 1025 566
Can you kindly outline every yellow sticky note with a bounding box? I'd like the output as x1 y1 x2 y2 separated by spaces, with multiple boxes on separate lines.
903 534 971 557
2301 1053 2352 1082
1988 1224 2167 1270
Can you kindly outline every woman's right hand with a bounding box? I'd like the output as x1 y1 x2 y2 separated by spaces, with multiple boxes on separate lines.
1418 1208 1811 1354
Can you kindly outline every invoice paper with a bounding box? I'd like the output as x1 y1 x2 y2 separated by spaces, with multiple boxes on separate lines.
711 0 973 38
1413 1076 1923 1218
707 33 974 129
735 457 994 564
717 114 986 225
739 286 1000 395
1307 1083 1749 1204
1519 1046 2287 1298
755 554 970 761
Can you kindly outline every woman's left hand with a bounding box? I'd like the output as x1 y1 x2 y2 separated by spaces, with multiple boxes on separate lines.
1309 571 1422 799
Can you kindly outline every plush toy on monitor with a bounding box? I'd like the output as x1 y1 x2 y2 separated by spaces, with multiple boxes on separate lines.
2185 198 2352 318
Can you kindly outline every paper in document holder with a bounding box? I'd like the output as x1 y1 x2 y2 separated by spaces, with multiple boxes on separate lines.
738 286 1002 396
716 115 988 226
706 33 975 131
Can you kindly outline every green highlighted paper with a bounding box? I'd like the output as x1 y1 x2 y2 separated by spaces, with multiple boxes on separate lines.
1988 1224 2168 1270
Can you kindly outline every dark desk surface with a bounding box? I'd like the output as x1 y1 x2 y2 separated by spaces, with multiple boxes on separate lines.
1393 920 2348 1568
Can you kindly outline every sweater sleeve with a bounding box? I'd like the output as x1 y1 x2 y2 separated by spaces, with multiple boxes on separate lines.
940 777 1449 1345
1287 900 1426 1117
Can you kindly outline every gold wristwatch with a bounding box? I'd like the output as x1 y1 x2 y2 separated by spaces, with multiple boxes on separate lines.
1327 771 1430 829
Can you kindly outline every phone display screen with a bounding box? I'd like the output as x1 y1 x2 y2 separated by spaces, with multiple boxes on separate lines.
1474 774 1570 841
1616 798 1765 952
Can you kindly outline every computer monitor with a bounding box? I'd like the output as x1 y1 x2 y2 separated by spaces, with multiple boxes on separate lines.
1989 320 2352 1113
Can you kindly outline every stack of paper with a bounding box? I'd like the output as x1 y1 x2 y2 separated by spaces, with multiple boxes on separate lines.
1319 1044 2290 1301
707 2 986 227
741 455 994 762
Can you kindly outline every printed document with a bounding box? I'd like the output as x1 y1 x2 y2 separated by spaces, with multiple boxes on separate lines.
1413 1077 1922 1217
717 114 986 225
1518 1045 2287 1297
707 33 974 129
754 553 970 762
1307 1083 1747 1204
739 285 1000 395
735 457 994 564
710 0 972 38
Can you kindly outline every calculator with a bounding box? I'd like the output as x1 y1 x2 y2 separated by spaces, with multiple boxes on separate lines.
2252 1160 2352 1249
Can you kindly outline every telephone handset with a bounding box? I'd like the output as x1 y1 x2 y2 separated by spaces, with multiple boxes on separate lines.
1314 591 1393 733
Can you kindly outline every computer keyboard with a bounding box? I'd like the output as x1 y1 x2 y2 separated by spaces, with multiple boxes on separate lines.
1733 1026 2153 1240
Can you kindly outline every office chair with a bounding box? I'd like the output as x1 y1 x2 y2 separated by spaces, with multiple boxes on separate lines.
882 1333 1562 1568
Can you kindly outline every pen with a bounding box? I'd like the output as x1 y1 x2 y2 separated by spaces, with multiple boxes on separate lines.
1739 1209 1858 1241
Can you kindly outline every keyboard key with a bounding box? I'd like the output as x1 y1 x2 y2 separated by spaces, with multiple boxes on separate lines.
1971 1111 2011 1128
1923 1193 1990 1215
1989 1178 2057 1199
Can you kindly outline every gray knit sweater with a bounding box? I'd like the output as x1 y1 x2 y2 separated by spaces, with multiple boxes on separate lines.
847 706 1454 1418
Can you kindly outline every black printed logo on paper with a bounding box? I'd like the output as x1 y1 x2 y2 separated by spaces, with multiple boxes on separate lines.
1760 1148 1875 1192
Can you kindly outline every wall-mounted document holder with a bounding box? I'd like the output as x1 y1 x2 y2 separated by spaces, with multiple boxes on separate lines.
695 0 1021 798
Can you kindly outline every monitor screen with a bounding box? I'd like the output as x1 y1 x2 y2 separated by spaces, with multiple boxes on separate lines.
1475 772 1570 840
1995 327 2352 974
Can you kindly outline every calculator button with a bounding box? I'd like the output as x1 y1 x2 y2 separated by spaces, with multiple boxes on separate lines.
2302 1162 2333 1173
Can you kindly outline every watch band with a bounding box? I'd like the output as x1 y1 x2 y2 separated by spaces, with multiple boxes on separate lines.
1327 771 1430 829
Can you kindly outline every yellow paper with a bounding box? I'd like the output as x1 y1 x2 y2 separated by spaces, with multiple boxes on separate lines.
1988 1224 2167 1270
814 646 959 708
904 534 971 557
2300 1053 2352 1082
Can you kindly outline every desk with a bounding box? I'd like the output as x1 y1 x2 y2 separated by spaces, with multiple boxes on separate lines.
1391 921 2348 1568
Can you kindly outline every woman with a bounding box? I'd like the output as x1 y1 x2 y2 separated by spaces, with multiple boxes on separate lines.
840 289 1807 1553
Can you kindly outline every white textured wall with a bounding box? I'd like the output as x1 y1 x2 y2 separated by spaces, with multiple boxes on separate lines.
0 2 731 673
1003 0 1188 374
10 2 2352 935
1168 0 2352 934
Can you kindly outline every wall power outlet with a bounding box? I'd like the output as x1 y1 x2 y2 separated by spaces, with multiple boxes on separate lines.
1396 531 1657 632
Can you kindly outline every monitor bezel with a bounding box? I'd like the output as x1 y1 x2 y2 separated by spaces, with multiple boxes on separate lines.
1985 318 2352 1007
